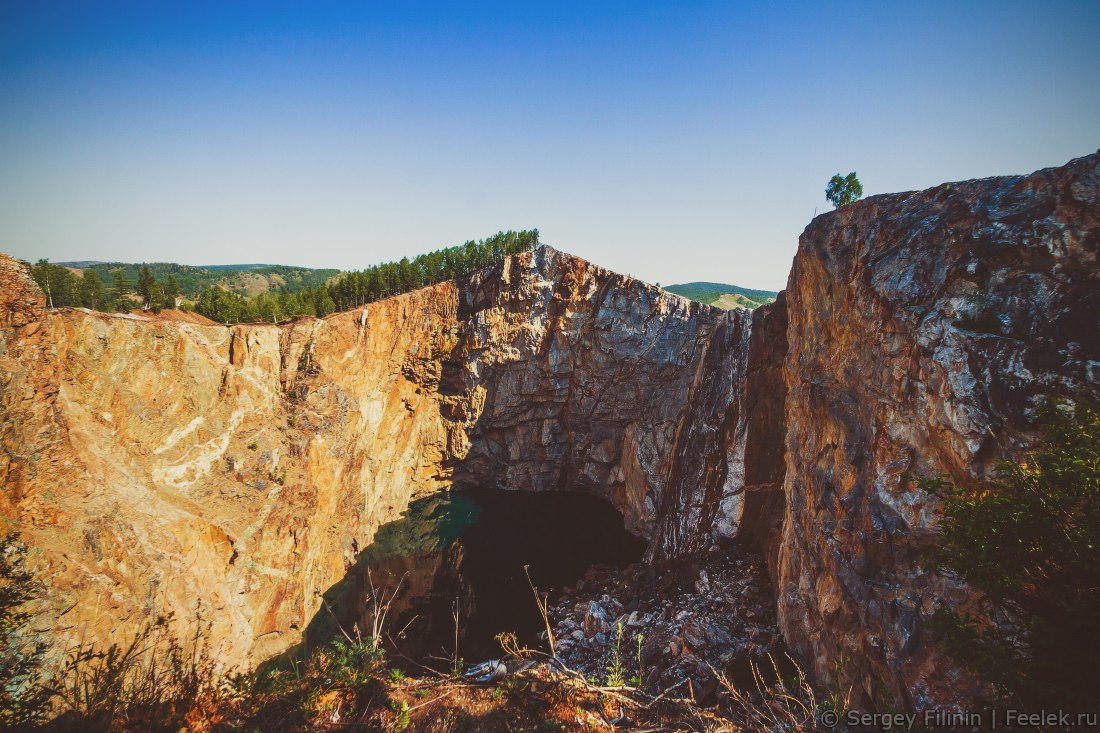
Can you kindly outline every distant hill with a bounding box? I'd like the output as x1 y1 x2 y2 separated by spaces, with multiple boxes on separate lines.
57 261 340 299
664 282 779 310
198 264 278 271
56 260 106 268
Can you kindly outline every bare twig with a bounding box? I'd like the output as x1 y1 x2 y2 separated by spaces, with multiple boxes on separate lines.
523 564 556 658
452 598 461 675
365 569 406 650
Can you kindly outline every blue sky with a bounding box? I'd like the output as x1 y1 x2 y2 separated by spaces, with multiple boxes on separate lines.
1 1 1097 290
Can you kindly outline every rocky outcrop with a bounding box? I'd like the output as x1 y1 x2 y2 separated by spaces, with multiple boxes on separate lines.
3 149 1096 712
1 246 774 669
439 248 781 549
2 271 464 665
650 294 789 563
778 151 1099 710
440 248 721 536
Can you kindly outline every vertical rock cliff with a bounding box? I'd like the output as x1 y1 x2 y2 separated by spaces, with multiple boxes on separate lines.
778 151 1099 710
0 246 773 669
1 265 466 664
650 295 788 562
440 247 781 550
2 150 1095 713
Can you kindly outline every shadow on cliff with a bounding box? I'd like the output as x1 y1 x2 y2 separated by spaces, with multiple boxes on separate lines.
268 487 646 676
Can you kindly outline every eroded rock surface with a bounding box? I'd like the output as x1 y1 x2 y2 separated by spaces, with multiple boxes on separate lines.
778 151 1100 710
2 150 1096 714
2 268 463 665
0 247 773 669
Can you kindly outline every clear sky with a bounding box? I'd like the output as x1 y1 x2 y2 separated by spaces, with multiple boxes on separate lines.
1 1 1097 291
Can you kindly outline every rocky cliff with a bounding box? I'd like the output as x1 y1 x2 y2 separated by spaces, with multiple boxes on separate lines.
0 246 772 669
779 150 1099 710
1 260 465 664
2 150 1096 712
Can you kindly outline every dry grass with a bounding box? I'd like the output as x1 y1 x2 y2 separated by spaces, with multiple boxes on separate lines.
712 654 830 732
18 628 831 732
10 565 830 732
36 613 227 732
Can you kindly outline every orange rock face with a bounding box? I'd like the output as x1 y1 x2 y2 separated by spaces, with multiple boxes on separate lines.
2 150 1095 713
2 260 465 666
2 247 773 670
778 151 1099 710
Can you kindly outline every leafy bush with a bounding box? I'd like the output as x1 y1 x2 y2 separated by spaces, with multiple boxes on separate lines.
923 395 1100 706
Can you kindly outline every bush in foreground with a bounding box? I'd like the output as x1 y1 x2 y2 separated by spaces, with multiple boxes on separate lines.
924 394 1100 707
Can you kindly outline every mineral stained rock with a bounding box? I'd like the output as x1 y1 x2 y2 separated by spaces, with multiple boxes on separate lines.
0 246 770 669
1 149 1096 713
779 150 1099 709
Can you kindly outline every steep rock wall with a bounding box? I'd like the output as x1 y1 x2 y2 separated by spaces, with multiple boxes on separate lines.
6 151 1093 708
443 247 774 545
1 247 775 668
1 265 464 665
779 151 1099 710
650 294 788 561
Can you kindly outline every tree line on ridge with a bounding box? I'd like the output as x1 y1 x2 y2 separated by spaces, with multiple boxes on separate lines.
30 229 539 324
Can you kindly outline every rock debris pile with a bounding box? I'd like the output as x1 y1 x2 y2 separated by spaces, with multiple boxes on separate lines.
546 549 779 700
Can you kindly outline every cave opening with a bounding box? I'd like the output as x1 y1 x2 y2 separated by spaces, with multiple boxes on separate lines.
311 487 646 670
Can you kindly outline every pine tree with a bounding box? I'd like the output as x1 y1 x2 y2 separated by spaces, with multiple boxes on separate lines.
111 270 131 311
162 275 182 309
137 265 157 309
79 270 107 310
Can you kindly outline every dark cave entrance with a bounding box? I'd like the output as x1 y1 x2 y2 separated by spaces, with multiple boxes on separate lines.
311 487 646 670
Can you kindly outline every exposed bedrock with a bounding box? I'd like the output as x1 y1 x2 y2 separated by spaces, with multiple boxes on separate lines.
1 261 465 665
0 246 773 670
441 247 783 552
1 150 1096 712
778 150 1099 710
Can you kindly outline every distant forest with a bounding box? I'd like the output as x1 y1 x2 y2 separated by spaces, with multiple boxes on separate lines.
76 262 340 299
30 230 539 324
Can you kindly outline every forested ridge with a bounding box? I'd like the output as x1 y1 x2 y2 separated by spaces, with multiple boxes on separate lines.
69 262 339 300
29 230 539 324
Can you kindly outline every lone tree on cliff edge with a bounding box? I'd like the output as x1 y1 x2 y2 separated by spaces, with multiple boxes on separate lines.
825 172 863 208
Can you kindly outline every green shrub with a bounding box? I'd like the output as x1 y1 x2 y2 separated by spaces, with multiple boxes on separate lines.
922 394 1100 706
392 699 410 731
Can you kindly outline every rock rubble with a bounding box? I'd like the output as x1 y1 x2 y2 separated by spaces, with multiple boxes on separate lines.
546 549 779 701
